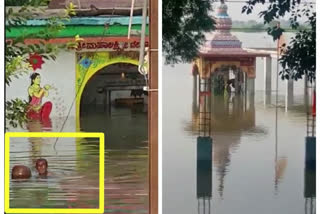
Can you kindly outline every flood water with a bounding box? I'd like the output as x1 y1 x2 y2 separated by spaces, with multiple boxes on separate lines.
8 104 149 213
10 136 100 208
163 32 315 214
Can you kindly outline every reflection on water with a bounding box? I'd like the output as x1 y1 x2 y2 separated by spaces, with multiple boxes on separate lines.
163 66 315 214
9 104 148 213
81 105 149 213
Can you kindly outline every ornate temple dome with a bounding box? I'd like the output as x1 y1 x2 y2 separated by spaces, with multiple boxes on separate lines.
215 2 232 30
200 1 247 55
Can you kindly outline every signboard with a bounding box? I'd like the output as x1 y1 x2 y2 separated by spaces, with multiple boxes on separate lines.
76 41 149 51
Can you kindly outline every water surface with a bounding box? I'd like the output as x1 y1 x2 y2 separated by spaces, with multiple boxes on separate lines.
9 104 149 213
163 33 315 214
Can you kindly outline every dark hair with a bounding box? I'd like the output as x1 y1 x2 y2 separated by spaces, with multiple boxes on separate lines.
36 158 48 168
29 73 40 102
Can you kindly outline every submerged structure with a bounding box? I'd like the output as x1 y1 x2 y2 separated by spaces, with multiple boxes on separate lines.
6 0 149 130
192 1 269 95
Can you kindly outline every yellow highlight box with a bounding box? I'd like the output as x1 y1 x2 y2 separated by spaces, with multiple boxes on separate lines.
5 132 105 214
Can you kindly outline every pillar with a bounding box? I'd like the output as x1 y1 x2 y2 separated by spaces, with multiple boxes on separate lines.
264 56 272 93
197 136 213 199
246 78 255 95
285 77 294 111
304 75 309 95
264 93 271 106
193 74 198 113
264 57 272 106
245 76 255 111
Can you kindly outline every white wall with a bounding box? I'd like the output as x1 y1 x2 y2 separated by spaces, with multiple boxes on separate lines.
6 51 76 119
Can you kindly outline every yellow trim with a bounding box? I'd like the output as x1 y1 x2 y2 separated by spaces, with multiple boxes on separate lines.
5 132 105 214
75 52 139 130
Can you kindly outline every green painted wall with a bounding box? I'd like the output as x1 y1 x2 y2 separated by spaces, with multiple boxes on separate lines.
6 24 149 38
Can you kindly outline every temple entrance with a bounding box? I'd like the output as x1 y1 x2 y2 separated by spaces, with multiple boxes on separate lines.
79 62 148 149
211 65 245 95
78 63 149 212
79 63 147 118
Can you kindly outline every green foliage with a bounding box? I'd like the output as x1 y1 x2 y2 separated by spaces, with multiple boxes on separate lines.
242 0 315 82
163 0 215 64
267 25 285 41
279 12 315 82
5 1 77 129
6 98 29 129
5 55 31 85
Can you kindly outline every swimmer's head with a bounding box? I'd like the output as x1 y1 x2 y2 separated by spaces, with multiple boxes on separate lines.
35 158 48 175
12 165 31 179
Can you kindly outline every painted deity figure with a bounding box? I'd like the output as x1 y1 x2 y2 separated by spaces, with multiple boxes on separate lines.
27 73 53 120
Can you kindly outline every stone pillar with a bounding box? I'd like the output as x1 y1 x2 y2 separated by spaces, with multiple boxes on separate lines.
264 56 272 93
285 77 294 111
264 93 271 106
244 77 255 111
247 78 255 95
264 57 272 106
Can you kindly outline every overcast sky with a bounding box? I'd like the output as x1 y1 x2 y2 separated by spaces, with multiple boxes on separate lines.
216 1 315 22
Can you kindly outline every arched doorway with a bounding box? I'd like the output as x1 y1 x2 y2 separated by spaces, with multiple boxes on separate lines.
211 65 245 95
76 57 149 212
80 63 146 117
75 52 141 129
79 62 148 148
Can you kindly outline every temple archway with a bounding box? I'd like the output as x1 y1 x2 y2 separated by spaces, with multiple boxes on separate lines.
211 65 245 95
75 52 141 129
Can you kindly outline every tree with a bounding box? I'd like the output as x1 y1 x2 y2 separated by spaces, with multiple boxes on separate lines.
5 0 77 129
242 0 315 82
163 0 215 64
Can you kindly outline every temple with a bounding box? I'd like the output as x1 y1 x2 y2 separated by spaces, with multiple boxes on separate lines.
6 0 150 130
192 2 269 213
192 1 269 95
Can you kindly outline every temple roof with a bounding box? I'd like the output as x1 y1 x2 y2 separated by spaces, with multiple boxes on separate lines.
199 2 268 58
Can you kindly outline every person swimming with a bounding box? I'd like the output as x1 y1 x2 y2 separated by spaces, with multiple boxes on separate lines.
11 158 49 179
11 165 32 179
35 158 48 177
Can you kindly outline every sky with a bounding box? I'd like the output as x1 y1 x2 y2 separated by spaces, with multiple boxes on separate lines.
217 0 315 22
